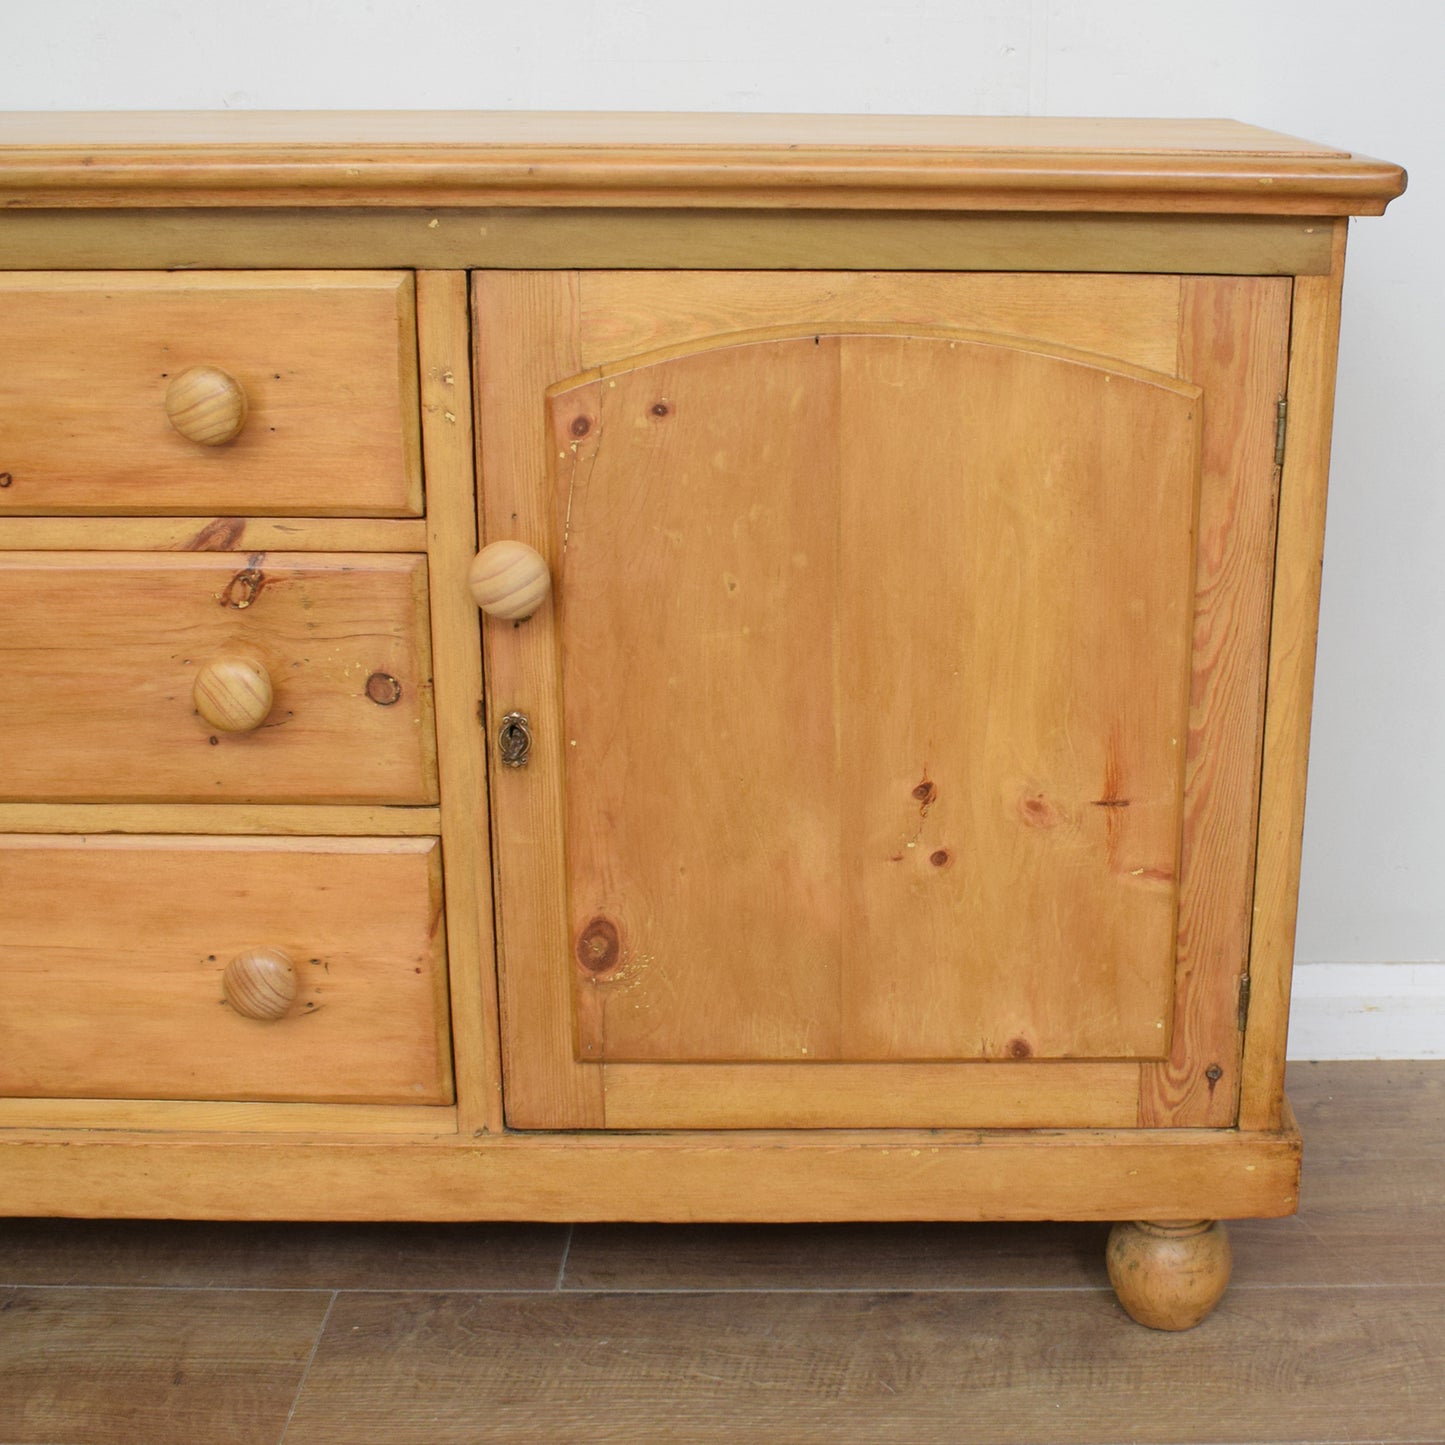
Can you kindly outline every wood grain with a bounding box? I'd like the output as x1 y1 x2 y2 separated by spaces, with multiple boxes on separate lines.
1240 229 1349 1132
192 653 274 733
0 209 1338 276
0 1288 331 1445
554 328 1196 1066
0 271 421 515
417 269 504 1135
0 1097 455 1132
0 835 453 1104
1106 1218 1232 1330
0 515 427 551
0 552 437 805
163 362 248 445
834 333 1194 1063
281 1285 1444 1444
578 271 1187 371
19 1068 1381 1277
474 270 604 1130
597 1061 1138 1129
467 538 551 618
221 945 299 1020
553 338 845 1068
0 1122 1299 1222
0 802 441 835
0 112 1405 214
1138 278 1293 1127
484 272 1220 1126
3 1060 1435 1258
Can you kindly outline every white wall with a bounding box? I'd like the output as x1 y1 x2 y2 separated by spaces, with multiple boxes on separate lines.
4 0 1441 1054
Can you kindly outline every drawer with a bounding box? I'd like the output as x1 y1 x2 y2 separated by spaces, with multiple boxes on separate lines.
0 272 421 516
0 552 437 804
0 836 453 1104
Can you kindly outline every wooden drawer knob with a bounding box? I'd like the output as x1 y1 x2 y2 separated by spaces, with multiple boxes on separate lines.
468 540 551 620
222 947 298 1021
193 655 274 733
165 365 249 445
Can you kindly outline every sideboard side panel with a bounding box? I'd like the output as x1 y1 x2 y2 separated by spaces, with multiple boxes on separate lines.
1240 222 1350 1131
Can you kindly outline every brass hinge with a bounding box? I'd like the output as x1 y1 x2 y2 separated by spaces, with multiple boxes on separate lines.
1237 972 1253 1031
1274 397 1289 468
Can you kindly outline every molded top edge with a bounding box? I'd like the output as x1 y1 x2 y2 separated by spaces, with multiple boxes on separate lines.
0 112 1407 215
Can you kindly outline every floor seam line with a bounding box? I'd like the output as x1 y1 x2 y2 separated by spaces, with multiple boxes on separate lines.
5 1278 1444 1295
555 1223 574 1291
277 1288 337 1445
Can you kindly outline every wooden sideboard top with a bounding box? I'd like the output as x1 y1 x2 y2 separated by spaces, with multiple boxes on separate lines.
0 112 1406 214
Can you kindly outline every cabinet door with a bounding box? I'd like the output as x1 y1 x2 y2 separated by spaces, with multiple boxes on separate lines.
477 272 1289 1130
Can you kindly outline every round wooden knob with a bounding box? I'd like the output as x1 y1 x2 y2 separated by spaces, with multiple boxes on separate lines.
468 540 551 620
165 365 248 445
222 947 298 1021
193 655 274 733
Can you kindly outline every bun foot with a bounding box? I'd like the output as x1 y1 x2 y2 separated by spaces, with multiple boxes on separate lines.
1106 1219 1232 1330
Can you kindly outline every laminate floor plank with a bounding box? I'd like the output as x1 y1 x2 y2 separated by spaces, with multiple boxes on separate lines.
1228 1060 1445 1287
0 1287 330 1445
1233 1203 1445 1287
562 1220 1111 1291
282 1283 1445 1445
1286 1060 1445 1143
0 1220 569 1291
565 1209 1445 1299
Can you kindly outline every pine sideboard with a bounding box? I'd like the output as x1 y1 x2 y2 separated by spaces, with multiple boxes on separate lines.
0 114 1404 1328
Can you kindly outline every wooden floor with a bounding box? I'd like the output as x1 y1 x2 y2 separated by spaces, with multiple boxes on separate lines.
1 1061 1442 1445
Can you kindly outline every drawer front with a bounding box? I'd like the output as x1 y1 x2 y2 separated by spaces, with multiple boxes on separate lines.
0 836 452 1104
0 552 437 804
0 272 421 516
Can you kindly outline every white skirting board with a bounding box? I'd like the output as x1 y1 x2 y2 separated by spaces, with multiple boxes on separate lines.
1286 963 1445 1059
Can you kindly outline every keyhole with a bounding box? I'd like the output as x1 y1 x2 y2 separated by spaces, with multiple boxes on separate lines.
498 711 532 768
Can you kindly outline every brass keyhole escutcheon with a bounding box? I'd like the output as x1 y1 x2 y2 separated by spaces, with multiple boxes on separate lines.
498 711 532 769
